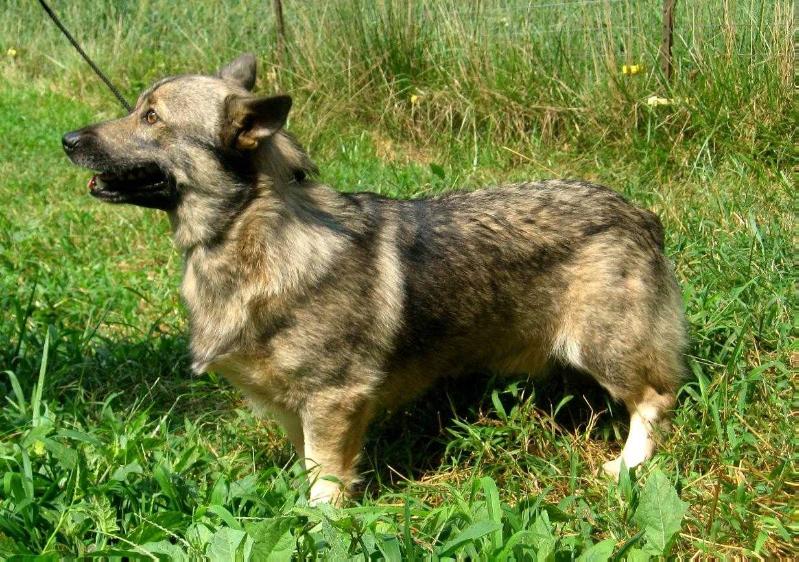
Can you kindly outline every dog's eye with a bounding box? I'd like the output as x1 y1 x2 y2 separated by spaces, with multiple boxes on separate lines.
144 109 159 125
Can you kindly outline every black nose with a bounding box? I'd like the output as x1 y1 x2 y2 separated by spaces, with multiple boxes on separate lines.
62 131 82 152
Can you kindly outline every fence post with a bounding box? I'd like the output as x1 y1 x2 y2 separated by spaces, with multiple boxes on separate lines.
273 0 287 69
660 0 676 85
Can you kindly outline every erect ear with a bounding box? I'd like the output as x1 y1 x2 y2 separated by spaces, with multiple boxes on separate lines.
217 53 257 91
223 94 293 151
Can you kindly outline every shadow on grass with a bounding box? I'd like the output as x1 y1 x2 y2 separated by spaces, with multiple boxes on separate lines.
42 333 241 420
18 330 628 497
358 366 627 499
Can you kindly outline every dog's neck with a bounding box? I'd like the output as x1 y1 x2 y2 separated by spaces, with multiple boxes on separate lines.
168 131 318 251
168 184 254 251
177 176 353 373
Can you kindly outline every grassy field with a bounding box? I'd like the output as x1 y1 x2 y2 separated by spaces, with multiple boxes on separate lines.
0 0 795 559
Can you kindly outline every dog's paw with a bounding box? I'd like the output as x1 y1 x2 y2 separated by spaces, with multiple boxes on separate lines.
308 479 344 507
602 457 623 480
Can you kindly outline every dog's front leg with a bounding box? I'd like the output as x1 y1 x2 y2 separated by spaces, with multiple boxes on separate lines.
301 393 374 506
270 408 305 468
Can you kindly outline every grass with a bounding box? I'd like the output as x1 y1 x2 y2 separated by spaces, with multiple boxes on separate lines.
0 0 795 559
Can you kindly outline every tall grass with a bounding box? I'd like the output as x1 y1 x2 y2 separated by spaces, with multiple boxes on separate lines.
2 0 793 171
289 0 793 167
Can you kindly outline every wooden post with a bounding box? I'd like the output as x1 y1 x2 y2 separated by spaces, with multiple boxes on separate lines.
660 0 676 84
273 0 287 69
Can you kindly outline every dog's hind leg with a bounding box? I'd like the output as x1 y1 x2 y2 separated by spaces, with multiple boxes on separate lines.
601 387 675 478
301 392 375 506
574 335 683 479
556 248 686 478
554 327 681 478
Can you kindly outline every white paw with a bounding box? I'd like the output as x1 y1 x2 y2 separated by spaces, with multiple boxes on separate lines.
307 494 331 507
308 478 343 506
602 457 623 480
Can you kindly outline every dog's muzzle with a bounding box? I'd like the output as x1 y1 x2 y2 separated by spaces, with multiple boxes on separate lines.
62 128 179 211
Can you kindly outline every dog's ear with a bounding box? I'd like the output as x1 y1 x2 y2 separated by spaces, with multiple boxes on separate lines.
218 53 257 91
223 95 292 151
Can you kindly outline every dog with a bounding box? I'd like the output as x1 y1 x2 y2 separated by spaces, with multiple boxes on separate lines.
62 54 687 505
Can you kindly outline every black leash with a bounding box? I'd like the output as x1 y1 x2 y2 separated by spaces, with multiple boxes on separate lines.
38 0 133 112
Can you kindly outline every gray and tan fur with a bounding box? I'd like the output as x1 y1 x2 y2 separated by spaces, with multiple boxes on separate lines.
63 54 687 505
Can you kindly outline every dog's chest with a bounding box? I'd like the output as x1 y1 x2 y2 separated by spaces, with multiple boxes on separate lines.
206 352 301 410
181 252 258 372
180 253 310 410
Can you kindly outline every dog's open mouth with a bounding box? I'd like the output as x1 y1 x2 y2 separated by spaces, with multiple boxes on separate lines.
88 164 171 202
84 163 178 210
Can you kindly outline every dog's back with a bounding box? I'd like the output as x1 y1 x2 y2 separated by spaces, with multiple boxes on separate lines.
335 180 685 405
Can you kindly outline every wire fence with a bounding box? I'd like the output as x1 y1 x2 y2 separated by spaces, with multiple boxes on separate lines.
269 0 781 75
276 0 773 36
3 0 787 98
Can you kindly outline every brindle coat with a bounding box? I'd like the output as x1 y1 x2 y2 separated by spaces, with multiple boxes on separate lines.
63 54 687 504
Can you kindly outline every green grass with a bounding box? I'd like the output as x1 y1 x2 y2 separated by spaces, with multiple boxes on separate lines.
0 0 795 559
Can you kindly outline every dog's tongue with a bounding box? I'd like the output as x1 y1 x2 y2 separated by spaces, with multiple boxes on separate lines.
88 175 97 190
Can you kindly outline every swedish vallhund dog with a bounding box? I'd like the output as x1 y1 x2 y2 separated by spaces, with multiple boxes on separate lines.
63 54 687 505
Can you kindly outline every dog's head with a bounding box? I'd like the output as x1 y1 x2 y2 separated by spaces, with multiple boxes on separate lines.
62 54 295 212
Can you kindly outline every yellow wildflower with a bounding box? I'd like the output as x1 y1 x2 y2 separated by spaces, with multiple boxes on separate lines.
31 440 46 456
